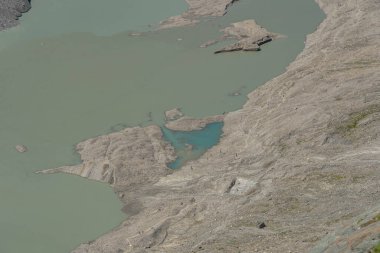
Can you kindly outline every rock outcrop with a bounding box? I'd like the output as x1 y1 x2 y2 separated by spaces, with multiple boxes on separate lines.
0 0 30 31
159 0 237 29
214 19 279 54
164 108 184 121
165 115 224 131
38 125 176 190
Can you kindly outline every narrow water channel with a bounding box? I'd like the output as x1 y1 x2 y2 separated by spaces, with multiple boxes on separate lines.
0 0 324 252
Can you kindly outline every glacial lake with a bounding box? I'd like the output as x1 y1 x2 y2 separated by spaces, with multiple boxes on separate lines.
0 0 324 252
163 122 224 169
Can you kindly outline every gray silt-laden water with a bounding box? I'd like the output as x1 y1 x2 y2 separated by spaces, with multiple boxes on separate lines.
0 0 30 30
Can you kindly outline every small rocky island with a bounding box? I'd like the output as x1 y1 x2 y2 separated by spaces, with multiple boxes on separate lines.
213 19 280 54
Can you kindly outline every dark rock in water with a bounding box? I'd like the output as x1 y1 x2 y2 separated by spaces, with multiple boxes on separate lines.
215 44 244 54
242 43 261 52
256 35 273 46
17 0 31 13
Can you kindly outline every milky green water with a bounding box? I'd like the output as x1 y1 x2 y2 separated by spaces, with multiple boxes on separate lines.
0 0 324 252
163 122 224 169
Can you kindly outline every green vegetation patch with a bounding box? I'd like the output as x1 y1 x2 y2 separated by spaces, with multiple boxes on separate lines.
371 241 380 253
360 213 380 228
337 104 380 135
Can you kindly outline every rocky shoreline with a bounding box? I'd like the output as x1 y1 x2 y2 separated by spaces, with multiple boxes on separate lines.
60 0 380 252
21 0 380 251
37 125 176 189
213 19 280 54
164 108 224 131
159 0 237 29
0 0 30 31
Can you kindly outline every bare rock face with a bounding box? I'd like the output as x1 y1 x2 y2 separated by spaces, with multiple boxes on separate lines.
38 126 176 189
159 0 237 29
0 0 31 31
164 108 184 121
214 19 279 54
222 19 273 40
165 115 224 131
227 177 258 195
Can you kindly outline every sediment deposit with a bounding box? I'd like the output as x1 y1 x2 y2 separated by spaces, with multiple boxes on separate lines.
40 0 380 252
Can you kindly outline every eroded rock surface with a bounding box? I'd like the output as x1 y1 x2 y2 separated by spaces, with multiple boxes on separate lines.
159 0 237 29
0 0 30 30
214 19 279 54
38 125 176 189
164 108 184 121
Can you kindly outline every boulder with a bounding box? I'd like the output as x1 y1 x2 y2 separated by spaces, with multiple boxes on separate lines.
165 108 184 121
15 144 28 153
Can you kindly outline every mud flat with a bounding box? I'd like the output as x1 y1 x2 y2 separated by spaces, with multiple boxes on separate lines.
49 0 380 252
38 125 176 190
